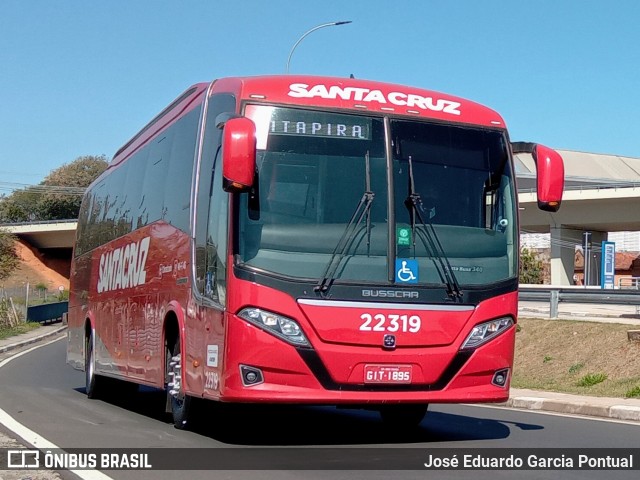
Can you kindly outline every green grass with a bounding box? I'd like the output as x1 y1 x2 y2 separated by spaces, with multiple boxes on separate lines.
0 322 40 341
576 373 608 387
625 386 640 398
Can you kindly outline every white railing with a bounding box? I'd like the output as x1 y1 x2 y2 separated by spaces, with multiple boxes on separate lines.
618 277 640 289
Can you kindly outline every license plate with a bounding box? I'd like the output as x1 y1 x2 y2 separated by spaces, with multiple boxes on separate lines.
364 364 412 384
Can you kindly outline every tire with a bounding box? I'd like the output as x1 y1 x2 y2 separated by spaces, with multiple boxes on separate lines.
85 332 106 399
165 336 193 429
379 404 428 428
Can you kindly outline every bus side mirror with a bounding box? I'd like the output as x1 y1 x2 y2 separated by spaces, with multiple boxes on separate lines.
222 117 256 192
512 142 564 212
532 144 564 212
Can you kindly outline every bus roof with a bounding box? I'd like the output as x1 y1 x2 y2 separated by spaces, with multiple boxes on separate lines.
213 75 507 129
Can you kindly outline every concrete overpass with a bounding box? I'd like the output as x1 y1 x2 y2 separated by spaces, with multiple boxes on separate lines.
3 149 640 286
2 220 77 249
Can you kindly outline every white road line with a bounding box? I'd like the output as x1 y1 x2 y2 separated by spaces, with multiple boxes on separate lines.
0 336 113 480
468 403 640 426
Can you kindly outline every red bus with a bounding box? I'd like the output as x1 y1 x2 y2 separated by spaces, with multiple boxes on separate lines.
67 75 564 429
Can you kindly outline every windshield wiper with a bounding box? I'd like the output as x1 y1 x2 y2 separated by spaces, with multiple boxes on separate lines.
404 156 463 300
315 152 374 295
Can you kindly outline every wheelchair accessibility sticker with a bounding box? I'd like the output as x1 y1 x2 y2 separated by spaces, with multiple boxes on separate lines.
396 259 418 283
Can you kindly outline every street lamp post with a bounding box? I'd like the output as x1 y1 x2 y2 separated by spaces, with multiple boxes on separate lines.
286 21 352 73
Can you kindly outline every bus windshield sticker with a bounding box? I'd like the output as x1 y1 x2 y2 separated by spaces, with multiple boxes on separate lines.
395 259 419 284
396 226 412 246
450 265 484 273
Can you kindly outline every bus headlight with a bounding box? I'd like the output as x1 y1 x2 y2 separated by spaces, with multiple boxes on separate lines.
238 307 310 347
460 317 514 350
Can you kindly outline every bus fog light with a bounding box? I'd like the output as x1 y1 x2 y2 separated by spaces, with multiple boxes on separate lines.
240 365 264 386
492 368 510 387
238 307 310 347
461 317 513 350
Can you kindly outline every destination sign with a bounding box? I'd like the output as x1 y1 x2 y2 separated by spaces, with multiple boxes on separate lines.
269 119 369 139
245 105 374 149
267 109 371 140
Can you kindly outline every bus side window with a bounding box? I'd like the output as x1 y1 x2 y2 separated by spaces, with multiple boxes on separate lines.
142 133 171 225
194 94 237 303
122 148 146 231
75 191 93 257
162 107 200 232
205 158 228 303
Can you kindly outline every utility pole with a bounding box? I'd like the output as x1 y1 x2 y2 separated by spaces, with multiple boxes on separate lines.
583 231 592 286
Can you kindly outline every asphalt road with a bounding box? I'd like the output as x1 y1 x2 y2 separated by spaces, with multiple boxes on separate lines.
1 337 639 480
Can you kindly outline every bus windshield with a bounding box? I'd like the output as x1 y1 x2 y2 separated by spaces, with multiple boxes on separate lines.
237 105 517 287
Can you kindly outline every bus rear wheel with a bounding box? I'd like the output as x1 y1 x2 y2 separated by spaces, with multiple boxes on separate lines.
165 336 193 429
85 332 106 399
378 404 428 428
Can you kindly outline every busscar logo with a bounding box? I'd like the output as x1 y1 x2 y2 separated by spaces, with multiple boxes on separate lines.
97 237 150 293
288 83 461 116
362 289 419 299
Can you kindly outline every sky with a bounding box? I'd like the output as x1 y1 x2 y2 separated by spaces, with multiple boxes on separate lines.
1 0 639 193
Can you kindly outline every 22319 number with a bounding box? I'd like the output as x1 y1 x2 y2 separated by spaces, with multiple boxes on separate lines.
359 313 421 333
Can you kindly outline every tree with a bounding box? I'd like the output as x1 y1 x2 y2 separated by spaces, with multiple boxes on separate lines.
44 155 108 187
0 188 40 222
519 247 544 284
0 155 108 222
0 230 19 281
37 155 109 220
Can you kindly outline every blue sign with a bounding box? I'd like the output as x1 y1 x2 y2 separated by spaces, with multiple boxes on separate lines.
601 241 615 289
395 259 419 284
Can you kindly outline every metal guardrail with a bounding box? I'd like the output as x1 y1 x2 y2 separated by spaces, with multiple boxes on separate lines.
26 301 68 324
519 286 640 318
